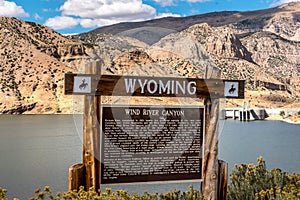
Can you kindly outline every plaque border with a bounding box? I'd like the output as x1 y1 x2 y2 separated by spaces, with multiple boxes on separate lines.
100 104 205 185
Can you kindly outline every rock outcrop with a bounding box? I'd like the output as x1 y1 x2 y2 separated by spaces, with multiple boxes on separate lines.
184 23 253 62
1 2 300 113
0 17 85 114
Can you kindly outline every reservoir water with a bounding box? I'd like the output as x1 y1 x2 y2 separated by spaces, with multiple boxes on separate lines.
0 115 299 199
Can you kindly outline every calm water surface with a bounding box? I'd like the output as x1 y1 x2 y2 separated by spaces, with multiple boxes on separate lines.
219 120 300 173
0 115 299 199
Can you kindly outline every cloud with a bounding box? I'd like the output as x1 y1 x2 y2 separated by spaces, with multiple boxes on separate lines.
0 0 29 17
45 0 161 30
34 13 42 20
79 18 120 28
45 17 136 30
42 8 53 12
45 16 79 30
154 0 212 6
155 12 181 19
60 0 156 20
185 0 212 2
153 0 174 7
270 0 300 6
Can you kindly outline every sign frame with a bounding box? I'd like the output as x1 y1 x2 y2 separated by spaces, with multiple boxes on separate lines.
66 62 244 198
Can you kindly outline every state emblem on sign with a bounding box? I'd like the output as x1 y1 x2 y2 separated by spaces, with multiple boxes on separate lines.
73 76 91 94
224 81 239 97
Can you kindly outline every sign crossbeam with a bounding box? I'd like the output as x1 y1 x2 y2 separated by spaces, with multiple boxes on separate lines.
65 74 245 99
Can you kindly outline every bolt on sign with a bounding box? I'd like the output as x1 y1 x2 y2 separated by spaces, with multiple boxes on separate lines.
65 72 244 190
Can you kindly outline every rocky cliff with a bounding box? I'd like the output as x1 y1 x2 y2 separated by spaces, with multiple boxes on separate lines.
1 2 300 113
0 17 87 114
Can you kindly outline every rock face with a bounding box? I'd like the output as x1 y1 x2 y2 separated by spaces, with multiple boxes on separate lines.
116 26 177 45
38 43 86 61
1 2 300 113
1 103 37 114
240 31 300 93
184 23 253 62
0 17 87 114
84 2 299 108
228 3 300 42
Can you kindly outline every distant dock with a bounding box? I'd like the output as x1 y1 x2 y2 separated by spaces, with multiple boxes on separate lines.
221 101 268 121
221 108 268 121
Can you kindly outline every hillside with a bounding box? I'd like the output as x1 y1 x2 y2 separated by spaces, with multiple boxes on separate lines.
0 17 87 114
1 2 300 114
76 22 300 109
88 2 300 44
74 2 300 109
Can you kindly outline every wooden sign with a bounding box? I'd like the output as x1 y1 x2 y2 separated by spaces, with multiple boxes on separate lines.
101 105 204 184
66 64 243 199
65 74 245 99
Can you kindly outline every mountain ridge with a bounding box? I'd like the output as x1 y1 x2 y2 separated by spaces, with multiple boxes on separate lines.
88 2 300 42
1 2 300 113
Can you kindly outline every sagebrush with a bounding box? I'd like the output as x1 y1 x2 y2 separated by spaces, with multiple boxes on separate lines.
1 157 300 200
228 156 300 200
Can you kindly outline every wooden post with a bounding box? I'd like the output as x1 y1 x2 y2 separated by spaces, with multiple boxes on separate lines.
217 160 228 200
83 61 102 190
203 66 221 200
68 164 85 191
203 98 219 199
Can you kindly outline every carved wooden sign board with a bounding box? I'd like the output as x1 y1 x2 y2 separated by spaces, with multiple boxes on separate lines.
65 74 244 99
65 73 244 186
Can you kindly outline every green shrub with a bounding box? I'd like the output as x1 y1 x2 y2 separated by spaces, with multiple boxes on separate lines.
228 156 300 200
2 158 300 200
0 188 8 200
279 111 285 118
0 186 203 200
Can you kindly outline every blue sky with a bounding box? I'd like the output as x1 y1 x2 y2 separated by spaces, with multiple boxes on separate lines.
0 0 298 34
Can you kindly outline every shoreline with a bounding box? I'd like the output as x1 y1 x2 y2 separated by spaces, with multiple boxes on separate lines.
1 108 300 124
1 114 300 125
266 115 300 124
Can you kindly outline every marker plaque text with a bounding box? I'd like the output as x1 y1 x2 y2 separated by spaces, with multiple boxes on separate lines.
101 105 204 184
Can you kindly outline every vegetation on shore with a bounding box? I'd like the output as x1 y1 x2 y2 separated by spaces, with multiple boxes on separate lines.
228 156 300 200
1 157 299 200
0 186 203 200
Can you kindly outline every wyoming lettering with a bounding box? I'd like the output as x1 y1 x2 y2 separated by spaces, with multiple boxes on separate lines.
124 78 197 96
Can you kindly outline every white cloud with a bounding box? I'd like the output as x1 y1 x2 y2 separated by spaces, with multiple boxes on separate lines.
34 13 42 20
60 0 156 20
45 16 79 30
45 0 161 30
270 0 300 6
45 14 139 30
42 8 52 12
154 0 174 7
154 0 212 6
78 18 119 28
185 0 212 2
0 0 29 17
155 12 181 19
79 18 97 28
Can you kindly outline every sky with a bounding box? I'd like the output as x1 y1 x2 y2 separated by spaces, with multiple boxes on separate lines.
0 0 299 35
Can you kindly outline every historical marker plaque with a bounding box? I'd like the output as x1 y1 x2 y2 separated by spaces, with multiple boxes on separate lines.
101 105 204 184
